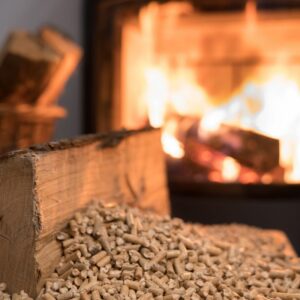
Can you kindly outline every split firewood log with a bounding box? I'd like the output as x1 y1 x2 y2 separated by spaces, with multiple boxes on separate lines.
0 31 61 105
0 27 82 107
37 26 82 106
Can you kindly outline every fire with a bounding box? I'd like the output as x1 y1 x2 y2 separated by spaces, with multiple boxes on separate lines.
221 157 241 182
200 75 300 182
120 0 300 183
199 110 224 133
143 67 209 159
144 67 300 182
144 68 169 128
159 119 184 158
161 131 184 159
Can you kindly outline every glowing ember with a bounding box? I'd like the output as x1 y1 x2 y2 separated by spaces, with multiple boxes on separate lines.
160 119 184 159
161 131 184 159
222 157 241 182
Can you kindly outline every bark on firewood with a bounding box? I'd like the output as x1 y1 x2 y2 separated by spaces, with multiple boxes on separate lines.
0 31 61 105
37 26 82 106
195 122 280 173
0 128 169 297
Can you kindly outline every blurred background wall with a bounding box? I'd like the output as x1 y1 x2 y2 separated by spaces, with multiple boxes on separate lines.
0 0 84 139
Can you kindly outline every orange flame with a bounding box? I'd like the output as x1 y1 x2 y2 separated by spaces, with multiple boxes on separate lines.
121 1 300 182
200 75 300 182
143 67 209 158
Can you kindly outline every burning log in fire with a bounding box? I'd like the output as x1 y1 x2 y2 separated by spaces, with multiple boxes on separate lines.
165 116 284 184
185 130 284 184
196 123 280 173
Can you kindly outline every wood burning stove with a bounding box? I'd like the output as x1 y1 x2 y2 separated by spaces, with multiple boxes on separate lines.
84 0 300 253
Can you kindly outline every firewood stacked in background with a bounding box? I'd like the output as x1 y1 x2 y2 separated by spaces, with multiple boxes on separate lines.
0 27 82 154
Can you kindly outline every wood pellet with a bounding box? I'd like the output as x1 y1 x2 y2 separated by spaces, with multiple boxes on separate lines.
2 201 300 299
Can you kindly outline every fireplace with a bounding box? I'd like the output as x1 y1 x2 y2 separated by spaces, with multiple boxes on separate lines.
86 0 300 184
85 0 300 251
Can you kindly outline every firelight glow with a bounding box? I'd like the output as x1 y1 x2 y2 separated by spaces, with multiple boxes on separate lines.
200 75 300 182
144 67 300 182
161 131 184 159
222 157 241 182
144 68 169 128
123 0 300 183
143 67 209 159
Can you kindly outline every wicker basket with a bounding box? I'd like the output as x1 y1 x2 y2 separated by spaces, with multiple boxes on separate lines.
0 104 66 154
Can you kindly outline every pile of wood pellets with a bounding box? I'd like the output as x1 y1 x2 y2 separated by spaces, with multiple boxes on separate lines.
2 202 300 299
0 283 32 300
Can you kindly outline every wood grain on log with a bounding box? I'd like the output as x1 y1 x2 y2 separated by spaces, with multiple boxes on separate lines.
0 128 169 296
